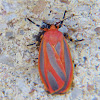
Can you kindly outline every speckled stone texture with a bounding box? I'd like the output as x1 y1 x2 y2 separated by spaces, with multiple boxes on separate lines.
0 0 100 100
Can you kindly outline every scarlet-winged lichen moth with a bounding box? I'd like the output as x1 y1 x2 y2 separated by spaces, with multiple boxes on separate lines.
27 11 75 94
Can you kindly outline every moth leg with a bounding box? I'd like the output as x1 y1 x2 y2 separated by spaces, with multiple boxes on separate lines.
64 33 84 42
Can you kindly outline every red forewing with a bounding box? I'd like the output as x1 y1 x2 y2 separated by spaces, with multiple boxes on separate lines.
38 30 73 94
